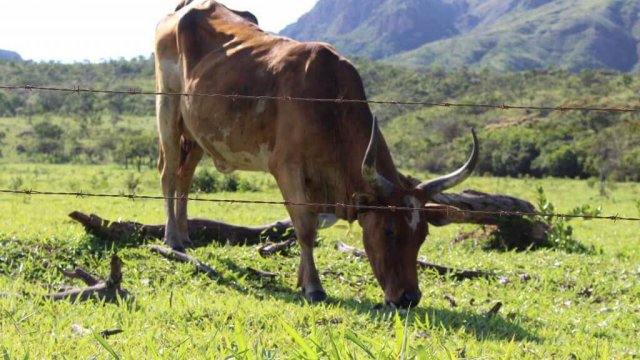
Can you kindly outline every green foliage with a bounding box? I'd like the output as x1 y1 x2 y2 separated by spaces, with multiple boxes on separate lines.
0 165 639 358
123 173 141 194
535 186 601 253
357 61 640 181
1 57 639 180
8 176 23 190
191 167 260 193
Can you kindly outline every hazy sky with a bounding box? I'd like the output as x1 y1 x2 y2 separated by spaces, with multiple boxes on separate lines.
0 0 318 63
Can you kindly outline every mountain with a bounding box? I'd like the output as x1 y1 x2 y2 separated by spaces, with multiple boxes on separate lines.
281 0 462 59
281 0 640 72
0 50 22 62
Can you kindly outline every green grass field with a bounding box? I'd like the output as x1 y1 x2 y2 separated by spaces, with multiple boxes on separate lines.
1 163 639 359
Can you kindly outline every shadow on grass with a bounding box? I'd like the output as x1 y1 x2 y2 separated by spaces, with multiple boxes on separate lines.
78 233 539 343
333 296 540 343
190 257 539 344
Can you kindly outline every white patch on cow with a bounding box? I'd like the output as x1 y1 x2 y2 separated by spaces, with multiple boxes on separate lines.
317 213 338 229
210 141 271 172
220 128 232 140
255 99 267 116
403 196 422 233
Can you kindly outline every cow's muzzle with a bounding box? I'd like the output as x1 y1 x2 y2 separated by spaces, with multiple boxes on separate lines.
388 290 422 309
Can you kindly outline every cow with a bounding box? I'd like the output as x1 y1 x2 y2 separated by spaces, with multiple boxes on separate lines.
154 0 478 308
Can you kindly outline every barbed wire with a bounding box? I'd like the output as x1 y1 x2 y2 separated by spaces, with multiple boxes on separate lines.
1 84 639 113
1 188 638 222
0 84 638 223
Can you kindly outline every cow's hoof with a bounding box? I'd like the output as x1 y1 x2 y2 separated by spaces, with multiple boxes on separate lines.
182 238 194 249
171 246 187 253
305 290 327 303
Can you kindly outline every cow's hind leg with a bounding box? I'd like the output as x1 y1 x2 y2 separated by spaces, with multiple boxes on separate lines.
175 137 204 248
157 94 189 251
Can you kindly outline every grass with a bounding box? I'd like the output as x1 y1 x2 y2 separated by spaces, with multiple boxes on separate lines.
0 163 639 358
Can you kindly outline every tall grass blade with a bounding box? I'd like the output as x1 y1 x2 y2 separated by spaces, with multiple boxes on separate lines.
93 332 121 360
278 317 317 360
344 331 376 359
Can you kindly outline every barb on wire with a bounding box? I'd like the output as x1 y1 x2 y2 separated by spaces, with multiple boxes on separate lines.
0 84 639 114
1 188 639 222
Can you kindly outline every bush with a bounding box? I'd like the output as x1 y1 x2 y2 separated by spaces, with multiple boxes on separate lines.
220 174 238 192
124 173 140 194
534 186 599 253
532 145 583 178
191 169 261 193
191 168 219 193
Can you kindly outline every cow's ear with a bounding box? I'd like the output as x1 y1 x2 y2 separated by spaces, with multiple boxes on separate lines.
352 192 376 213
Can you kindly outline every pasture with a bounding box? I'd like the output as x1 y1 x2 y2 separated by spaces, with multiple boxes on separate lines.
0 163 638 358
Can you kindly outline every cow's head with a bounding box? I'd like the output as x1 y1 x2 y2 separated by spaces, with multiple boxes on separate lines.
356 118 478 308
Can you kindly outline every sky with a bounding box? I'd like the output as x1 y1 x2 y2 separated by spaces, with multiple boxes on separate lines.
0 0 318 63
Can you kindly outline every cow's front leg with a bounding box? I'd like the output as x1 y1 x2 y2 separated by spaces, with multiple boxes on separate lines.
175 138 204 248
290 208 325 302
276 166 326 301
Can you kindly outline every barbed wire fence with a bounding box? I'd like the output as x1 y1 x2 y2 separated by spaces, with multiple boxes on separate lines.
2 84 640 113
0 83 639 222
0 188 638 222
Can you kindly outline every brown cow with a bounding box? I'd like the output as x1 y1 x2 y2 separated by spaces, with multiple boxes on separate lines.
155 0 478 308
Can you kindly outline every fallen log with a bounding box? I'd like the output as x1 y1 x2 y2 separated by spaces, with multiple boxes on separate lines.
69 189 548 250
68 212 336 246
334 241 494 280
258 239 297 258
45 255 130 302
427 190 549 249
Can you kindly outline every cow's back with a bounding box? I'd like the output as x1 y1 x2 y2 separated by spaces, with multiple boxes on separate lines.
162 1 382 207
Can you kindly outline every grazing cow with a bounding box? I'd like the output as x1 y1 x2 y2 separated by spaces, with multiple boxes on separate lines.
155 0 478 308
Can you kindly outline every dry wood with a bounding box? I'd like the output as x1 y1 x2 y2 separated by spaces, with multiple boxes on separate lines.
334 241 494 280
69 189 548 249
45 255 130 302
485 301 503 318
246 267 279 279
69 211 298 245
258 239 297 257
99 329 124 337
148 245 280 280
61 268 100 286
148 244 218 279
429 190 549 244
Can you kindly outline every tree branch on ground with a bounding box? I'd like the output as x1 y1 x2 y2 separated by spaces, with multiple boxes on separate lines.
44 255 130 302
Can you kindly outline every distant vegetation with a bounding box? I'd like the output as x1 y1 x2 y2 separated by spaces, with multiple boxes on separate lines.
0 57 638 181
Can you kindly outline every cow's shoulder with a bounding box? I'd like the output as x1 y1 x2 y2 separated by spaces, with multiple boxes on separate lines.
175 2 264 75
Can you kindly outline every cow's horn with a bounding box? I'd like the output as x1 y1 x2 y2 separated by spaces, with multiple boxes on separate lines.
362 117 394 197
417 128 478 196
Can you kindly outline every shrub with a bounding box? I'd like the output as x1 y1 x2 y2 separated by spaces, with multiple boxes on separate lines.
220 174 239 192
124 173 140 194
191 168 219 193
191 169 262 193
534 186 599 253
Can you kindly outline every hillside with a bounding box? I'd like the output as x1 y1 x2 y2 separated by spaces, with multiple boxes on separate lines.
281 0 462 60
281 0 640 72
0 50 22 62
0 58 638 180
